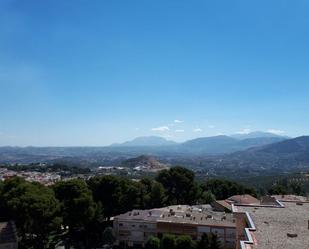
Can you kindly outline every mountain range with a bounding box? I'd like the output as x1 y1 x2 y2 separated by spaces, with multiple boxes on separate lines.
1 132 309 172
110 132 287 154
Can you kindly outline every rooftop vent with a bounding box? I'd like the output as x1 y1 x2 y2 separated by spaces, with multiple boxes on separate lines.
287 233 298 238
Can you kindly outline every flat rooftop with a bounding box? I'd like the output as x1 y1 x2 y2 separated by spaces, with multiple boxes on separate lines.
237 202 309 249
114 205 236 227
157 205 235 227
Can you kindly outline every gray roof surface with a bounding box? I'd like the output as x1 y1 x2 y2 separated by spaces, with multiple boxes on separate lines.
114 205 236 227
238 202 309 249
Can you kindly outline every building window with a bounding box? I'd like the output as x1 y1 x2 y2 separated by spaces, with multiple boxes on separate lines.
119 223 123 227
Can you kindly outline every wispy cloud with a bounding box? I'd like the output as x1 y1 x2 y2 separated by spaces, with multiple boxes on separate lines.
151 126 170 132
208 125 215 129
235 128 251 134
193 128 202 132
174 119 184 123
175 129 185 133
267 129 285 135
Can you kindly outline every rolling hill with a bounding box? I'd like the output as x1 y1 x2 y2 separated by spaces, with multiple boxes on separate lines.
121 155 169 172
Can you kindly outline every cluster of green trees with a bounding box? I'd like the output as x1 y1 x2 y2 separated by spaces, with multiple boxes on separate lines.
145 233 221 249
0 166 255 249
268 179 305 195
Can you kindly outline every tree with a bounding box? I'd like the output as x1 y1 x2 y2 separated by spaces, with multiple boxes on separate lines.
145 236 160 249
53 179 96 231
53 179 96 247
203 179 256 200
138 179 166 209
268 183 288 195
88 175 125 219
209 233 221 249
119 180 141 212
156 167 198 205
175 235 193 249
0 180 4 217
139 178 152 209
102 227 115 245
88 175 147 218
149 181 166 208
201 190 216 204
161 234 176 249
1 177 61 248
196 233 210 249
83 202 105 248
289 182 303 195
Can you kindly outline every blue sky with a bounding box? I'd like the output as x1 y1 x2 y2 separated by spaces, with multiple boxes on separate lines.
1 0 309 146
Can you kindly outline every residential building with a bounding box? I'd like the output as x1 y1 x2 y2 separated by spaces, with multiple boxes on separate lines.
113 205 236 249
114 194 309 249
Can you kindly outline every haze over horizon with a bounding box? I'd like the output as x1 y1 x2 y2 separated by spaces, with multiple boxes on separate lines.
1 0 309 146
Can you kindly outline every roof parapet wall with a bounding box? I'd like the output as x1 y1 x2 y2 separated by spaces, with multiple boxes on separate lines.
232 200 285 249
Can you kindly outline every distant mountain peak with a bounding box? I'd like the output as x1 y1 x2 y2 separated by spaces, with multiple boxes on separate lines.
231 131 288 140
111 136 177 147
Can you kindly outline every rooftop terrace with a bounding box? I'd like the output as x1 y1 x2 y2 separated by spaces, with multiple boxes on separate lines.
237 201 309 249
